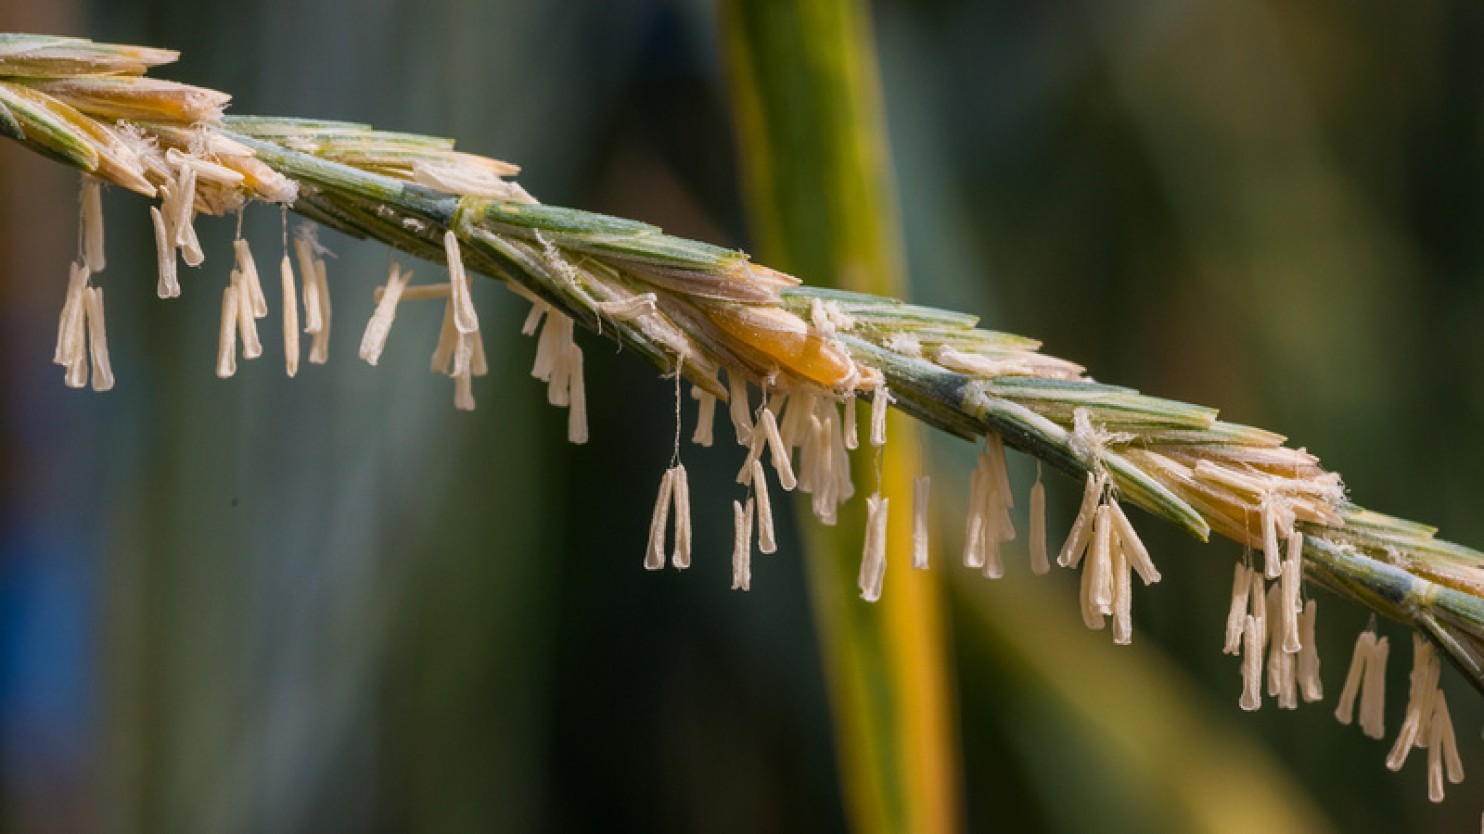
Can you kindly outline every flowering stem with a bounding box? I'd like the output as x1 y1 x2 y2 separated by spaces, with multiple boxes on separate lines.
4 34 1484 702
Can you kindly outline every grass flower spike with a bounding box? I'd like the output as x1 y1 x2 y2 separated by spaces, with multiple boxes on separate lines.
7 32 1484 806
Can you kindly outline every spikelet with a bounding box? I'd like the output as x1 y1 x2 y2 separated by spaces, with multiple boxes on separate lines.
912 475 930 570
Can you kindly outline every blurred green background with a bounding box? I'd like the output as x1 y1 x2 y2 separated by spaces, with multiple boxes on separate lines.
1 1 1481 831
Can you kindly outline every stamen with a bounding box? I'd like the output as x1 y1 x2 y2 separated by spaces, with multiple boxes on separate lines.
567 345 588 444
1280 537 1302 654
171 165 203 266
1089 505 1114 610
912 475 930 570
443 230 478 334
1359 635 1389 740
382 284 451 302
1426 691 1464 803
858 493 888 602
431 298 458 375
234 239 268 318
82 176 105 273
757 408 796 490
470 327 488 377
731 497 754 591
645 469 676 571
1335 630 1375 726
1386 635 1441 772
1029 468 1049 575
521 300 549 336
279 255 299 377
1112 536 1132 645
1297 599 1322 703
83 287 114 391
691 386 717 447
453 369 475 411
728 371 753 445
1108 500 1160 584
216 284 239 379
963 461 987 569
150 206 179 298
54 262 89 368
869 386 891 447
359 263 410 365
1058 472 1102 568
1265 584 1297 709
308 257 331 365
1223 564 1252 656
1260 496 1285 579
671 464 692 568
1239 613 1265 711
752 460 777 555
843 393 859 450
233 270 263 360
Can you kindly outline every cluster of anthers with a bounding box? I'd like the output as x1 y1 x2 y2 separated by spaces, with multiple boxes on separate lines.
6 34 1483 806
